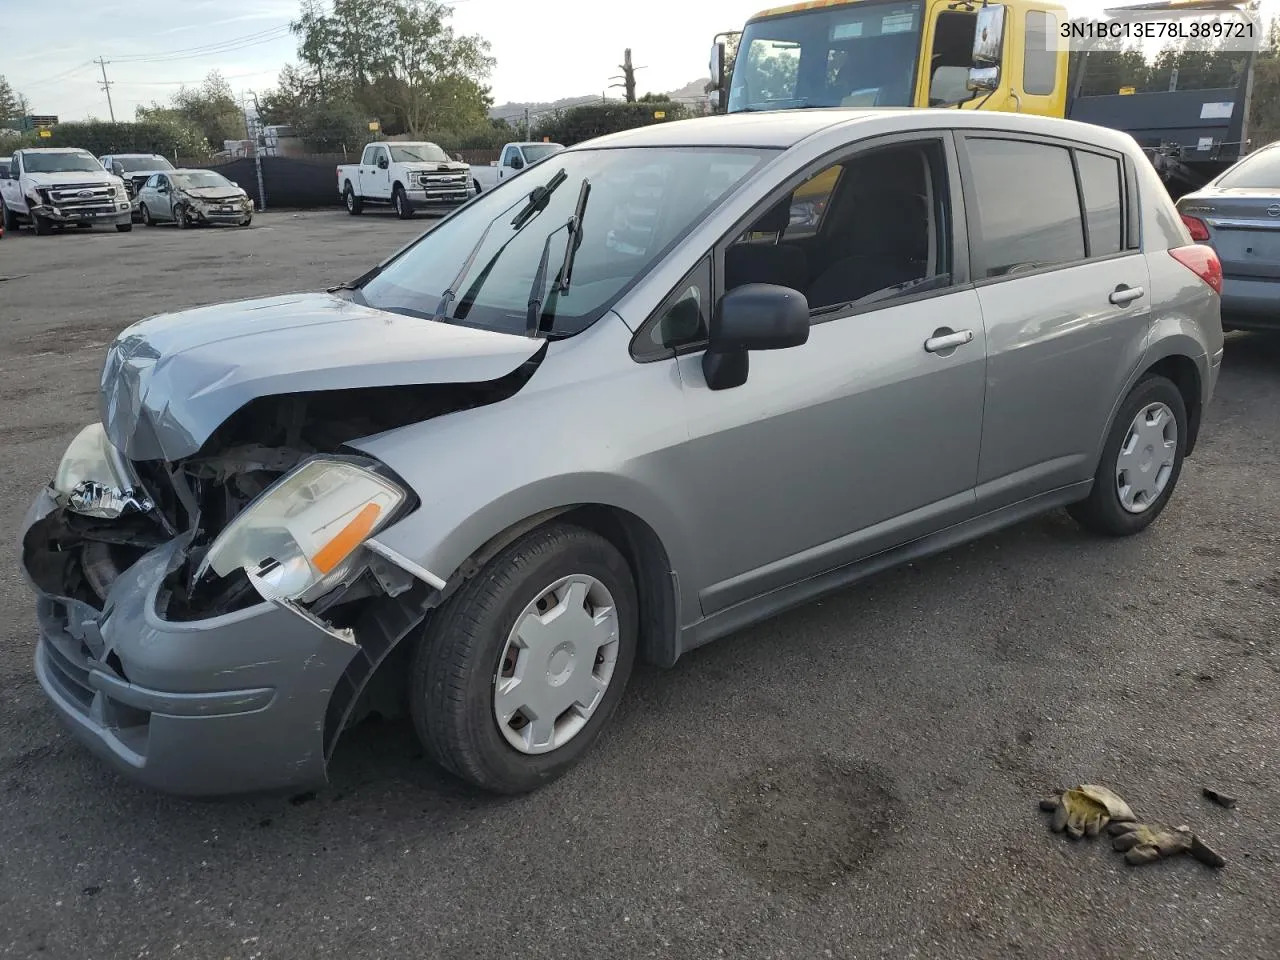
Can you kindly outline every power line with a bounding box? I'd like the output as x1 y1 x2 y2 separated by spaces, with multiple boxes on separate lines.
23 59 94 88
107 24 292 62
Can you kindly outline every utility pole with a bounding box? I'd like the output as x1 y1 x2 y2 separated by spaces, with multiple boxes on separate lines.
524 107 530 139
94 57 116 122
249 91 267 213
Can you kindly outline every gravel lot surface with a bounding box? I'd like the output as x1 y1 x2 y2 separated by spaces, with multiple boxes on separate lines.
1 211 1277 960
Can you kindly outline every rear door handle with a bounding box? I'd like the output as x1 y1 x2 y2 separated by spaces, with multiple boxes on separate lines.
1109 285 1145 306
924 328 974 353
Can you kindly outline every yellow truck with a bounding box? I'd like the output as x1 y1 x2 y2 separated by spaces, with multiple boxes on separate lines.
709 0 1261 197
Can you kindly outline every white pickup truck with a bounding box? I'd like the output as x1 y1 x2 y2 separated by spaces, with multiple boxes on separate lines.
336 141 474 219
470 141 566 193
1 147 133 235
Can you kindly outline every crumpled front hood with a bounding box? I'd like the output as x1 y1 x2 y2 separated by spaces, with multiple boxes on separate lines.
24 171 118 188
181 186 247 201
100 292 542 461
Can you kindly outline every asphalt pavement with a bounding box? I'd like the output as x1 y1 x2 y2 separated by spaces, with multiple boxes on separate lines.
1 211 1277 960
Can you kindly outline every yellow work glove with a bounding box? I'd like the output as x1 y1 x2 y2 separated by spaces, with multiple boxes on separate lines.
1107 821 1227 868
1039 784 1136 839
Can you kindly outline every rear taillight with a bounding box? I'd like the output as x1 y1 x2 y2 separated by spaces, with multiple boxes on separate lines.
1169 243 1223 295
1180 213 1210 241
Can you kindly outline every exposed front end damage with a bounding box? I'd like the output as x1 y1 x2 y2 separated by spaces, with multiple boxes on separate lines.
20 311 547 796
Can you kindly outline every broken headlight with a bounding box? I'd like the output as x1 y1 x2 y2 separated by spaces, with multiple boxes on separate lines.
53 423 153 519
195 457 406 604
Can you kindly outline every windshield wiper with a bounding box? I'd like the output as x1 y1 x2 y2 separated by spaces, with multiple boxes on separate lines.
430 167 569 324
327 262 384 297
525 179 591 338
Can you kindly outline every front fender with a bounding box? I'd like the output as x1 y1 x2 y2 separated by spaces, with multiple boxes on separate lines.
351 313 702 626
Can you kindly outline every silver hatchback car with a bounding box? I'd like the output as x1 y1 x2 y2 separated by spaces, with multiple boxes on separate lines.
20 109 1223 797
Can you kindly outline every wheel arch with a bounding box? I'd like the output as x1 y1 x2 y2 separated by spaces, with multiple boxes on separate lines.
437 503 682 670
1095 335 1207 466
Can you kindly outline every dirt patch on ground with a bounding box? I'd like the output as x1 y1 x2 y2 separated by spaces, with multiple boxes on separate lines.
713 754 904 898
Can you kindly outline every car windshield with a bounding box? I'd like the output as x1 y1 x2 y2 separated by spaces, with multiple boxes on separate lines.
359 145 775 338
521 144 563 163
390 143 450 163
1214 147 1280 190
117 156 173 172
23 151 104 174
728 0 923 111
173 171 234 190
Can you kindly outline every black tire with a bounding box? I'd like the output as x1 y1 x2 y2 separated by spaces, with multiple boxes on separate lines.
1068 373 1188 537
140 204 153 226
344 183 362 215
1 201 16 232
115 222 132 233
34 215 52 236
176 205 189 229
77 222 92 229
410 522 639 794
393 184 414 219
241 215 252 227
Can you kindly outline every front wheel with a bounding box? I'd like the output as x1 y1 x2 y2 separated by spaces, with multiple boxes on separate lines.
1 201 16 232
393 185 414 219
1068 373 1188 537
176 205 190 229
140 204 154 226
410 523 639 794
115 222 132 233
34 215 52 236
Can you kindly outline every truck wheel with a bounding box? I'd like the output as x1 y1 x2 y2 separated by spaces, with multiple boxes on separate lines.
393 184 414 220
344 184 362 215
116 223 132 233
1 201 16 232
410 522 639 794
34 215 52 236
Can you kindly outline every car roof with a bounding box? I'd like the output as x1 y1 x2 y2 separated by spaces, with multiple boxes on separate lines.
571 107 1142 156
20 146 95 153
108 153 167 158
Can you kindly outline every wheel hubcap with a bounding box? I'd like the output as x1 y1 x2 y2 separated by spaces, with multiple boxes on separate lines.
493 574 619 755
1116 401 1177 514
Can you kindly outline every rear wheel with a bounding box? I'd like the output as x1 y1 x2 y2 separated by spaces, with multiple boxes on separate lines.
344 183 362 215
1068 374 1188 537
410 523 639 794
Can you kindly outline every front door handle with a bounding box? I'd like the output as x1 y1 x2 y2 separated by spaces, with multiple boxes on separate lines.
924 328 974 353
1109 285 1145 306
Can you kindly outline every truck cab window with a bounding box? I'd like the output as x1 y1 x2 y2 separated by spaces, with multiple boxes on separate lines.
928 11 979 105
1024 10 1058 96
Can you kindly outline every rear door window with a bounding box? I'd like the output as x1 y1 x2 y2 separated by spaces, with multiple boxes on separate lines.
963 137 1085 278
1075 150 1123 257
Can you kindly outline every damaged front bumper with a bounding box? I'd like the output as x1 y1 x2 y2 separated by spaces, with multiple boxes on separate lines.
31 202 132 226
21 487 362 797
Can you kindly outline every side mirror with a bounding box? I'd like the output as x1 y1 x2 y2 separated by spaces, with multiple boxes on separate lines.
377 156 389 169
709 40 725 92
968 4 1007 93
703 283 810 391
511 156 525 170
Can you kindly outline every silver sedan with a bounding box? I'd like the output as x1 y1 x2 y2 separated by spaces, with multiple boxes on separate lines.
135 169 254 228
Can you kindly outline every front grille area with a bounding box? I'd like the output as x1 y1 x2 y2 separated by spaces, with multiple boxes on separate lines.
47 183 118 207
416 172 469 202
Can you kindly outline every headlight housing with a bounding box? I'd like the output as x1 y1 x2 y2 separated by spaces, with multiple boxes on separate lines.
195 457 406 604
53 423 152 519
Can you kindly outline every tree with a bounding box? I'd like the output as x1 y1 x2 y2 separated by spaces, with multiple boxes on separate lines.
137 70 245 151
0 75 26 122
612 49 638 102
289 0 493 137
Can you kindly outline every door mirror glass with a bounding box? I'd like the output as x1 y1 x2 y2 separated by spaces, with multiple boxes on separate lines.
377 154 389 169
509 154 524 169
703 283 810 391
709 41 725 90
968 4 1007 93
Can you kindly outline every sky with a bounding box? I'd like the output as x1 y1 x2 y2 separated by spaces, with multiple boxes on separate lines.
3 0 1270 123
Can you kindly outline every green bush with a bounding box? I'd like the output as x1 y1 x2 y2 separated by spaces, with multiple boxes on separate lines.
18 119 208 157
534 101 693 146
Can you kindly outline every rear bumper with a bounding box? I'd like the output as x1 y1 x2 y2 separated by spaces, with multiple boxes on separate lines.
1220 276 1280 329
